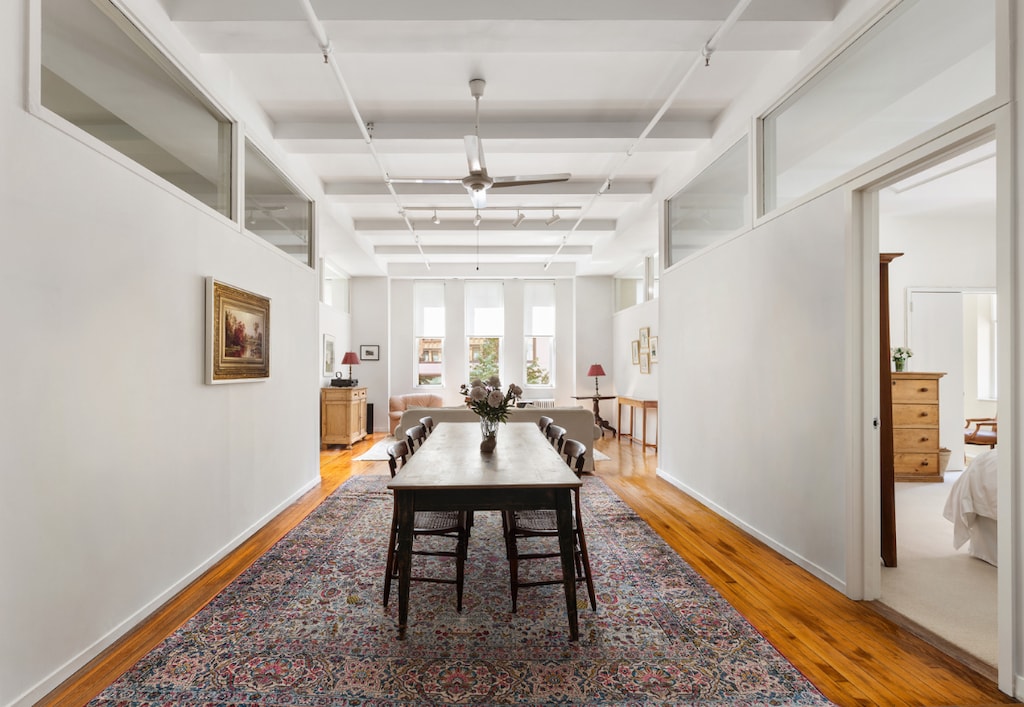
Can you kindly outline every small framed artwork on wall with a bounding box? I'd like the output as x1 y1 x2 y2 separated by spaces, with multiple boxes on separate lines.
631 340 640 365
639 327 650 352
649 336 659 363
206 277 270 384
323 334 335 375
639 352 651 374
360 344 380 361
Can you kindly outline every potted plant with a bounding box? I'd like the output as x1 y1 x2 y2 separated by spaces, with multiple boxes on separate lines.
892 346 913 372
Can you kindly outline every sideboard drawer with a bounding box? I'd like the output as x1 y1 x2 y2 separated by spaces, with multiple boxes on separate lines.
892 429 940 452
892 404 939 428
891 378 939 404
894 453 940 477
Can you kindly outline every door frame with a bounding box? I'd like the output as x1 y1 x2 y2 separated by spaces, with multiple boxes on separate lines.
849 109 1014 692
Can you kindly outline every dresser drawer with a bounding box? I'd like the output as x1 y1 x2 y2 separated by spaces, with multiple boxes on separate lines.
892 378 939 403
892 404 939 428
894 453 939 476
892 429 939 452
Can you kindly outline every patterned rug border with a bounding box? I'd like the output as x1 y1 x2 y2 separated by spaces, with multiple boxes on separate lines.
92 473 835 706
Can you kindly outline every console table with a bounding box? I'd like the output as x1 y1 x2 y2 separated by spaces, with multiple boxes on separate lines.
618 397 658 451
572 395 617 437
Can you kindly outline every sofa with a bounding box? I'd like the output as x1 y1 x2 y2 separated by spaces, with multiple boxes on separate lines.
395 406 599 471
389 393 443 434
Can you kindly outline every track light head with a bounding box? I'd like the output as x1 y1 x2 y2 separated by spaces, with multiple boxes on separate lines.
512 210 525 228
431 209 440 225
544 210 561 226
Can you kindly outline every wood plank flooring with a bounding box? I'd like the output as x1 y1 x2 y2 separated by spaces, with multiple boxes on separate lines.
40 434 1015 707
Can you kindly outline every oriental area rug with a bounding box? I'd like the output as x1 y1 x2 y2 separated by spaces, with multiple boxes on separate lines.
91 475 834 706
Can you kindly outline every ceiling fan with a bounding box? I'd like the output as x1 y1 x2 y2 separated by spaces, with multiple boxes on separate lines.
388 78 570 209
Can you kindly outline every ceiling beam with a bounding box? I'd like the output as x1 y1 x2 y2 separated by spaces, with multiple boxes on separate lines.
354 219 616 232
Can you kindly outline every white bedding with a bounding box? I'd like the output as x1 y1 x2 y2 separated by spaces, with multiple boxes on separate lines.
943 449 998 566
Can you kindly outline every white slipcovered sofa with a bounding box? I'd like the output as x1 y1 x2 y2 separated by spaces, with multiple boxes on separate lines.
396 406 599 471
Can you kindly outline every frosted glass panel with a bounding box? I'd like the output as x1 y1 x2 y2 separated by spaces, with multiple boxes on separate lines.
764 0 996 212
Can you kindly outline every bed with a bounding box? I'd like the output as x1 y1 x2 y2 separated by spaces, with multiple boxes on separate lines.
943 449 998 566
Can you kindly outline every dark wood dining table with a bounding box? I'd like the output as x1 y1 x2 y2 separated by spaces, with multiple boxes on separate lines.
387 421 583 640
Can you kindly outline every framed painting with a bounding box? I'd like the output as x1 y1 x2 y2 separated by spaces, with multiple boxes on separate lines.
639 351 651 374
649 336 659 363
360 344 380 361
639 327 651 352
323 334 336 376
631 340 640 365
206 277 270 383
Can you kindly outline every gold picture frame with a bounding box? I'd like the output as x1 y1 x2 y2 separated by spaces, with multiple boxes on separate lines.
639 326 651 352
206 277 270 383
631 339 640 365
649 336 659 363
639 351 651 374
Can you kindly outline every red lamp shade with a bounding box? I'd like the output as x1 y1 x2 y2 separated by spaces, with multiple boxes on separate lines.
341 351 360 366
586 364 606 377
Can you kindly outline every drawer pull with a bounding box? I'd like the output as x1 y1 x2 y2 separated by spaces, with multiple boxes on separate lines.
921 460 929 466
919 412 928 417
919 387 929 392
919 436 929 442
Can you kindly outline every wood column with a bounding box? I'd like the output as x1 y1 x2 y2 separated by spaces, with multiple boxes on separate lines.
880 253 902 567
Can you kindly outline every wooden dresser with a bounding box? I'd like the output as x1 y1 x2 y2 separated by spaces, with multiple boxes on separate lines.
320 387 367 448
891 372 945 482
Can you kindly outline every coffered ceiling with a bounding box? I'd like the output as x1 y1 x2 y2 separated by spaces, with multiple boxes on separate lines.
156 0 849 278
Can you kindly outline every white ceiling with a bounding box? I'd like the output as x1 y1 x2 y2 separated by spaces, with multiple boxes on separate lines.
156 0 849 278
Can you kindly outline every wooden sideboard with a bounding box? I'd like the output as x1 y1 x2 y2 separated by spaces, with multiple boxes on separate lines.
891 372 945 482
321 387 367 448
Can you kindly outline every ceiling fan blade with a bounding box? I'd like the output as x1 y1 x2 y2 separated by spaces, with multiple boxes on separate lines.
489 173 571 188
467 185 487 209
465 135 486 174
387 177 464 185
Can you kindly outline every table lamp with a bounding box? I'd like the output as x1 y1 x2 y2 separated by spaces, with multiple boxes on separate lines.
341 351 360 384
587 364 606 397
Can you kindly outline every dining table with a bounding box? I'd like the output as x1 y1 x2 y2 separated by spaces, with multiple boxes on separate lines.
387 421 584 640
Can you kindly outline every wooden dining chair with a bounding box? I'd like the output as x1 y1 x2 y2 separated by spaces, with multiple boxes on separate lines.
537 415 554 434
964 415 997 448
502 437 597 613
545 423 566 453
419 416 435 437
406 423 427 453
383 440 469 611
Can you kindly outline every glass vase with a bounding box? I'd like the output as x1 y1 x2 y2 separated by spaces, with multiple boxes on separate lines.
480 417 499 453
894 358 906 372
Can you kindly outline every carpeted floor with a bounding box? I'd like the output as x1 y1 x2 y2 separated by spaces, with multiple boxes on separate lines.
91 476 834 706
881 472 998 667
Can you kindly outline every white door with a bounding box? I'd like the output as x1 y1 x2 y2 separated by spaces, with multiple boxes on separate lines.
907 290 965 471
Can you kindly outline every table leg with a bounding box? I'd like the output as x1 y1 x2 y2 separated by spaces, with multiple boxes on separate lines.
593 398 616 437
394 491 414 639
555 489 579 641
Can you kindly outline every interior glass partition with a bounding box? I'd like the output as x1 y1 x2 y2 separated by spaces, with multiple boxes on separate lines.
763 0 996 213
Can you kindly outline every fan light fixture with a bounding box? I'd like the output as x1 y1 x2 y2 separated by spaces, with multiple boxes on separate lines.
431 209 440 225
512 210 525 228
545 209 561 226
473 210 482 226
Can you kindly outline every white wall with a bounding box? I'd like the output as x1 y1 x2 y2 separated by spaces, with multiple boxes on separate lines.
0 3 320 705
352 277 390 432
611 299 660 440
658 191 850 589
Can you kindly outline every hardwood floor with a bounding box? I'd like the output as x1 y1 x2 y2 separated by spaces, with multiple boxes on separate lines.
40 434 1015 707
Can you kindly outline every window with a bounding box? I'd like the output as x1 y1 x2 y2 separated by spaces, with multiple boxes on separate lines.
245 140 314 266
41 0 232 217
763 0 996 212
414 281 445 387
976 293 997 401
465 281 503 382
665 136 749 267
523 281 555 386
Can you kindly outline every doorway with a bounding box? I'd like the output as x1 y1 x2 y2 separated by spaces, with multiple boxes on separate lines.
875 141 998 668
